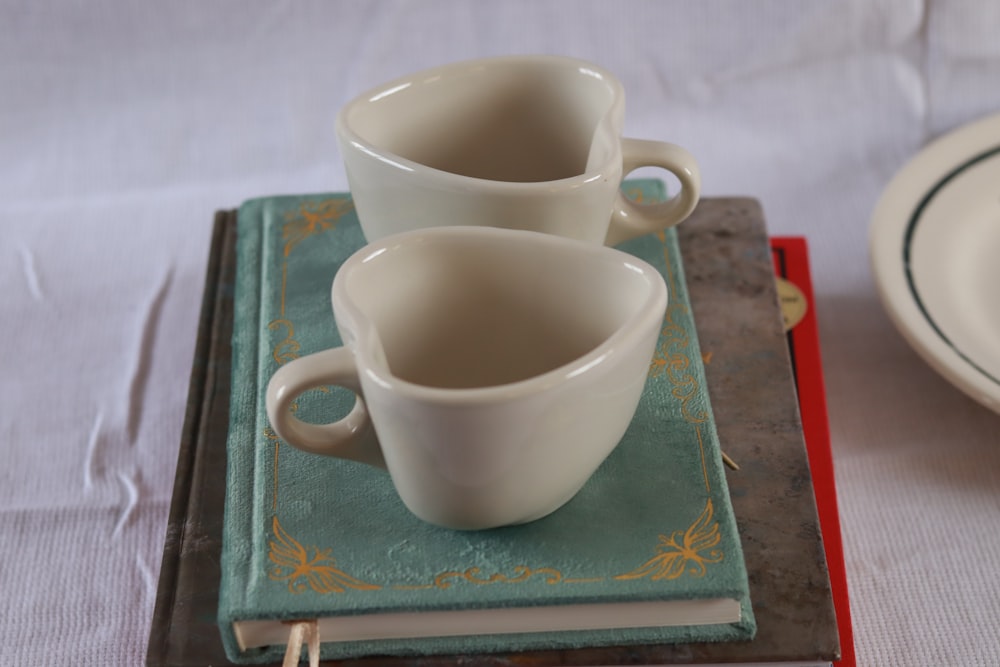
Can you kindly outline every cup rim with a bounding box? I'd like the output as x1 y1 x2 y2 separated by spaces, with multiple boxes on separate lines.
331 225 668 404
334 54 626 191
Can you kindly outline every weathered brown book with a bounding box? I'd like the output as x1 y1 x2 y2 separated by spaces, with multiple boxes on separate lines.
147 198 839 666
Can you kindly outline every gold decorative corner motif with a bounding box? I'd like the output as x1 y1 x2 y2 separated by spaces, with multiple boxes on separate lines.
268 516 380 594
648 304 708 424
282 198 354 257
613 499 723 581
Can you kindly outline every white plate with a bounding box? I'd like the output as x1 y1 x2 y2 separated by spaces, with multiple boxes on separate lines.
870 112 1000 414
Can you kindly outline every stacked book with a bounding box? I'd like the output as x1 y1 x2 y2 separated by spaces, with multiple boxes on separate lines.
147 181 853 666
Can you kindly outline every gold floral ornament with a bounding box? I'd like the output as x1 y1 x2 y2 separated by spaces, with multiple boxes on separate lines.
282 198 354 257
625 187 646 203
268 318 301 364
268 517 380 594
614 499 723 581
648 305 708 425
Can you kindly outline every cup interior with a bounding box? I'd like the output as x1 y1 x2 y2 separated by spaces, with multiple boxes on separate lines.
339 232 657 389
344 60 618 183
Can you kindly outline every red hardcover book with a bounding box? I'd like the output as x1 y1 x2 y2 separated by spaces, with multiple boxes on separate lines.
771 237 856 667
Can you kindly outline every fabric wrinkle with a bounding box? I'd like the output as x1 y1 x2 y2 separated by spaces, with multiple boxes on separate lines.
125 266 173 446
134 550 156 601
112 468 140 539
17 244 45 303
83 410 105 490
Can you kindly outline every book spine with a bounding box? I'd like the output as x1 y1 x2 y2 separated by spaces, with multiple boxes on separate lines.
147 211 229 663
772 236 856 666
218 201 267 649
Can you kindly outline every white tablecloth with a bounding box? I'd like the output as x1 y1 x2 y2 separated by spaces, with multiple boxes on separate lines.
2 1 998 664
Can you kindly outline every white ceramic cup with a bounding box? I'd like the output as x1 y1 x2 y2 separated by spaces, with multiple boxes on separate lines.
265 226 668 530
335 55 700 246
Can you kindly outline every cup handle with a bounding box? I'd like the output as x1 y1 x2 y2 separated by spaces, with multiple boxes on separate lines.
265 348 386 469
604 138 702 246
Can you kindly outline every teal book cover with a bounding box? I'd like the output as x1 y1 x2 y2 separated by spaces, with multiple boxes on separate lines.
218 180 756 663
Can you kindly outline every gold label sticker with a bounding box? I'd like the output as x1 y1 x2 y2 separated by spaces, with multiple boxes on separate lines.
775 277 808 332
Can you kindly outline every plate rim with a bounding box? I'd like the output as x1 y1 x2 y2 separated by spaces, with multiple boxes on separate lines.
869 111 1000 414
